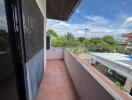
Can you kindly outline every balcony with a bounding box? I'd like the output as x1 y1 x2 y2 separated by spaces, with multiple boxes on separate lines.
37 48 132 100
37 60 79 100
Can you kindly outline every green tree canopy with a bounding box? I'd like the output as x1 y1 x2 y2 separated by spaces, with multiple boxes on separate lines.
51 36 67 47
102 36 116 45
51 32 80 47
0 30 8 51
50 30 132 54
64 32 74 40
87 38 111 52
64 32 77 47
47 29 58 37
78 37 85 43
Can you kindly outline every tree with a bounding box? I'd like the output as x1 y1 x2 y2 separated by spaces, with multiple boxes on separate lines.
51 32 80 48
87 38 111 52
64 32 74 40
51 36 67 47
64 32 77 47
78 37 85 43
47 29 58 37
102 36 116 45
0 30 8 51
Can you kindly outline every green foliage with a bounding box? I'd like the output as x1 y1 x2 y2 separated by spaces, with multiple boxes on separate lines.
50 29 132 55
64 32 74 40
71 47 85 54
114 81 124 90
0 30 8 51
78 37 85 43
64 32 76 47
102 36 116 45
112 45 131 54
51 36 66 47
87 38 112 52
47 29 58 37
51 32 80 48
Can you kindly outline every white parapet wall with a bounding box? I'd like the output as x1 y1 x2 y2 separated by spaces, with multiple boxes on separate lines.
64 50 132 100
47 47 64 60
64 50 115 100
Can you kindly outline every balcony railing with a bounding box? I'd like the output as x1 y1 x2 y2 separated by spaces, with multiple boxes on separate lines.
37 48 132 100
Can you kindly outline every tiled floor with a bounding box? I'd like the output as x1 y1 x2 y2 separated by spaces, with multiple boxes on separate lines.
37 60 79 100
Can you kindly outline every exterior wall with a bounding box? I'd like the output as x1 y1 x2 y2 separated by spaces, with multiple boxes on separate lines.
47 48 64 60
36 0 47 69
126 41 132 50
124 78 132 93
23 0 46 100
64 50 114 100
26 49 44 100
123 33 132 50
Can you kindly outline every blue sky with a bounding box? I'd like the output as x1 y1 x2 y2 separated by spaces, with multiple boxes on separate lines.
0 0 132 38
47 0 132 38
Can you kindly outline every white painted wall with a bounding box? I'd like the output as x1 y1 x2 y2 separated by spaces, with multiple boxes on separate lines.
36 0 47 69
36 0 46 17
26 49 44 100
47 48 64 60
64 50 115 100
64 50 132 100
124 78 132 93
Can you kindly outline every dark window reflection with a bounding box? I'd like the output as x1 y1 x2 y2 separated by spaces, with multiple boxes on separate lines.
0 0 9 52
0 1 18 100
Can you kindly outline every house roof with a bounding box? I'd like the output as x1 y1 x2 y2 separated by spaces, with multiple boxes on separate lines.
90 53 132 79
122 33 132 37
47 0 81 21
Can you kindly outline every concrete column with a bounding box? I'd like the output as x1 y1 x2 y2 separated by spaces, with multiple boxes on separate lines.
36 0 47 69
124 78 132 93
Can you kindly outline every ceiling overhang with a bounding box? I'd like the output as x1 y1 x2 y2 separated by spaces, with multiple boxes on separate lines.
46 0 81 21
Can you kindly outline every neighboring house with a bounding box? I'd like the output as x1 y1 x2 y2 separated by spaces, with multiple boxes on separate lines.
90 53 132 95
114 34 127 45
123 33 132 50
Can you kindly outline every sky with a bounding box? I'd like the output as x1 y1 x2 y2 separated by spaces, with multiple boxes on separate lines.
47 0 132 38
0 0 7 31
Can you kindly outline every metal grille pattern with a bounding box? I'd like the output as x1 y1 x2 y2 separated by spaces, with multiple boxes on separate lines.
21 0 44 61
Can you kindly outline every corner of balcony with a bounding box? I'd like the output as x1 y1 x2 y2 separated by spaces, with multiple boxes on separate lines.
37 47 132 100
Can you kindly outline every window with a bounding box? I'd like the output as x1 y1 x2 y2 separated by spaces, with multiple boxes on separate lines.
0 1 18 100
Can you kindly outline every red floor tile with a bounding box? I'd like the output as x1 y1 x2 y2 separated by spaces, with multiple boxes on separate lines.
37 60 79 100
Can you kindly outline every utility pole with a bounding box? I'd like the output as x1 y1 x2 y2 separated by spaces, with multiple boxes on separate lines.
84 28 89 53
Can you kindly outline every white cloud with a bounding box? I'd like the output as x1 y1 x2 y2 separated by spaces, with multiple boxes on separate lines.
83 15 111 25
75 9 80 14
47 16 132 38
53 22 70 28
0 1 7 31
47 20 115 38
125 17 132 23
120 16 132 32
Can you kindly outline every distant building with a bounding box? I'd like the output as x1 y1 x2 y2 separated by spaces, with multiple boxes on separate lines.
123 33 132 50
90 53 132 95
114 34 127 45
